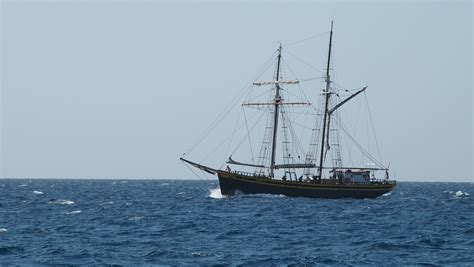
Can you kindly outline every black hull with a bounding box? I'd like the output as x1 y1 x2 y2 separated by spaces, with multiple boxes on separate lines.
217 171 396 199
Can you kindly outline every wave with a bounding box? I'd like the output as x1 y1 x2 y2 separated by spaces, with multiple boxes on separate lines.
66 210 82 214
209 191 290 199
191 251 211 257
453 190 469 198
0 180 472 265
244 193 287 198
208 188 289 199
0 246 23 255
443 190 470 198
49 199 75 205
209 188 224 199
33 191 44 195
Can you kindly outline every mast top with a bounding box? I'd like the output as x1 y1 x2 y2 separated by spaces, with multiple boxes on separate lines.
253 44 299 87
326 21 334 78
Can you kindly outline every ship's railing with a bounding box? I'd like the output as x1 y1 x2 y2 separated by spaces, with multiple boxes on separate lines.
231 170 267 178
228 170 396 185
352 179 397 185
315 179 397 185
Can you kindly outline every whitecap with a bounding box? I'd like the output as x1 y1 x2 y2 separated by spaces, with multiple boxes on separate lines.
209 188 224 199
159 183 170 186
191 251 210 257
0 228 7 233
66 210 82 214
129 216 143 221
382 192 392 197
33 191 44 195
247 193 287 199
49 199 74 205
60 200 74 205
19 184 28 187
453 190 470 198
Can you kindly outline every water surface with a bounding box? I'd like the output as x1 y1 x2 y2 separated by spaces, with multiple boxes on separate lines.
0 179 472 265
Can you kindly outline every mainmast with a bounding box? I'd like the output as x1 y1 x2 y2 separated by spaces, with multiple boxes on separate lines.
269 44 283 178
317 21 334 179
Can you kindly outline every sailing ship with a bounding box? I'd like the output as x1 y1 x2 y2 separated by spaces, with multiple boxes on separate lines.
181 21 396 199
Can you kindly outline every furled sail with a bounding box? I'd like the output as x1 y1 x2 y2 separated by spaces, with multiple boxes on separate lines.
227 157 265 168
273 163 316 169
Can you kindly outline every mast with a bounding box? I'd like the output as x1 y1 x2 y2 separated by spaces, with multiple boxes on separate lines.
269 44 282 178
317 21 334 179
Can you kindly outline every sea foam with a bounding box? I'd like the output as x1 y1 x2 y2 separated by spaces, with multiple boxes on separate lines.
209 188 224 199
49 199 75 205
66 210 82 214
453 190 470 198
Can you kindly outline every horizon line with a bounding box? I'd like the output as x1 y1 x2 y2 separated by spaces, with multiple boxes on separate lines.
0 177 472 183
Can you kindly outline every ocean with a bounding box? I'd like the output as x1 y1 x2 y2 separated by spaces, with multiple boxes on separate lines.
0 179 472 266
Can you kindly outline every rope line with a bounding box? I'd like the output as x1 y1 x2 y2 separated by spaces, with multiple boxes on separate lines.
283 31 330 47
184 51 278 155
364 92 382 162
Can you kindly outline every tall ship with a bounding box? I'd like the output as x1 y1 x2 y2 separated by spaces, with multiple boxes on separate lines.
181 21 396 198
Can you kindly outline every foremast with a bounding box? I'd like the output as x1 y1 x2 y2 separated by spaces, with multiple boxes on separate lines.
247 44 305 178
317 21 334 179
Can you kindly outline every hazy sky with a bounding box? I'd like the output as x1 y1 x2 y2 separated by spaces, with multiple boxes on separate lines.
1 1 472 182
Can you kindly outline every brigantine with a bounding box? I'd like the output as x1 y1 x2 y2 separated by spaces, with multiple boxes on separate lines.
181 21 396 198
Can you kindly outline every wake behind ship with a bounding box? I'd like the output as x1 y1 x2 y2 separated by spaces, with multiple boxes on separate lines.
181 21 396 198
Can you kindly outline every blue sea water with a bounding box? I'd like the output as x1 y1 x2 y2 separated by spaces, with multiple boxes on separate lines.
0 179 473 266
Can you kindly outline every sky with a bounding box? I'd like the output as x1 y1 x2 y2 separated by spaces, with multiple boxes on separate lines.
1 1 472 182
